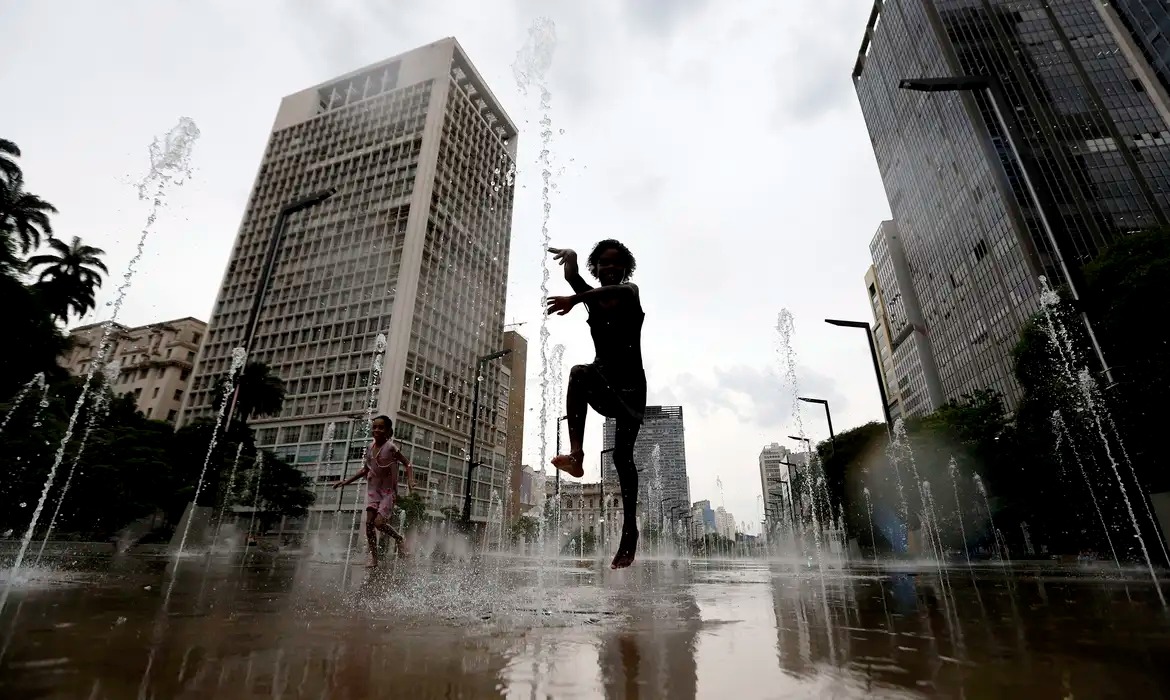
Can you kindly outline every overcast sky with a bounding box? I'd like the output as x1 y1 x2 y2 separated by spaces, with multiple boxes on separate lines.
0 0 892 534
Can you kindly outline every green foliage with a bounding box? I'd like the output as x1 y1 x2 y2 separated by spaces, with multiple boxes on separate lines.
214 361 287 426
232 451 314 534
510 515 540 543
27 236 109 321
395 491 429 530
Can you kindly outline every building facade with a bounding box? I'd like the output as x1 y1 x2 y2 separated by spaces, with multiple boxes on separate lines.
557 481 623 544
602 406 689 528
758 443 792 535
180 39 518 532
690 500 716 541
867 220 944 419
853 0 1170 409
503 330 527 523
63 317 206 423
714 506 737 540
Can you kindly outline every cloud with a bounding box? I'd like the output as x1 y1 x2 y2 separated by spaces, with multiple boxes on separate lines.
770 1 862 126
655 363 847 430
624 0 711 34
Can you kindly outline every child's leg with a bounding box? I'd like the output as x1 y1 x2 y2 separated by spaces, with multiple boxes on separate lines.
365 509 380 563
611 418 641 569
552 364 590 477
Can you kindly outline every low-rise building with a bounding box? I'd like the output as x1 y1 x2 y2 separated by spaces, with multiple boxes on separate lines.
61 317 206 423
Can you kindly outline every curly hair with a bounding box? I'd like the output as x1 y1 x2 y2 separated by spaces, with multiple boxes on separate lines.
586 239 637 282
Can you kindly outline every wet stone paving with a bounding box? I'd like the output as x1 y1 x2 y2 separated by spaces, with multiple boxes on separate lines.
0 546 1168 699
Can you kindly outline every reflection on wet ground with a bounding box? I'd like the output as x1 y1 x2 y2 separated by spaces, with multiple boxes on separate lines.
0 550 1167 698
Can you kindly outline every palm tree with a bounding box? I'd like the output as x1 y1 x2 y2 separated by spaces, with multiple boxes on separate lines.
0 138 21 187
27 236 109 322
215 361 287 425
0 173 56 256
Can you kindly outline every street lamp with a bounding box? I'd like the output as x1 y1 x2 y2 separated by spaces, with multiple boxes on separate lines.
461 348 513 527
825 318 894 432
898 75 1113 385
224 187 337 431
798 397 835 452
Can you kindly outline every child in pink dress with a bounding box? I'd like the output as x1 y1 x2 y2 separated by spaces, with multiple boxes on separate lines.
332 415 414 568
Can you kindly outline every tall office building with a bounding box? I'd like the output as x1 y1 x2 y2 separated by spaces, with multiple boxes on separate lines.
866 221 944 419
853 0 1170 408
502 330 527 523
758 443 791 534
181 39 518 531
602 406 689 526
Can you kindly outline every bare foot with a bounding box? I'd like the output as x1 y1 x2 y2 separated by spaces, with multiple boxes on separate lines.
551 451 585 478
365 554 378 569
397 539 410 558
610 527 639 570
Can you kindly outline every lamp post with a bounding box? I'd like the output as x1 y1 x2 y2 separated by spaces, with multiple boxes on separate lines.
825 319 894 432
461 348 513 528
898 75 1113 385
555 415 568 496
798 397 835 451
600 447 615 549
223 188 337 432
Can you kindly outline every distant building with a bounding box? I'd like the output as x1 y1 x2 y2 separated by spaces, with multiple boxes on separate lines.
690 500 716 540
503 331 528 523
714 506 736 540
61 317 206 424
602 406 689 525
759 443 792 535
556 481 624 545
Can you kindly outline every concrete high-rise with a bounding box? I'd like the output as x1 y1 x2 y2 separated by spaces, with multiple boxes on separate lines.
853 0 1170 408
180 39 518 531
602 406 689 527
758 443 791 534
865 221 944 419
503 330 527 523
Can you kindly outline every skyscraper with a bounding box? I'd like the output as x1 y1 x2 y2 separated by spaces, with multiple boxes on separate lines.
181 38 518 532
758 443 790 534
853 0 1170 408
503 330 528 523
865 221 944 419
602 406 689 527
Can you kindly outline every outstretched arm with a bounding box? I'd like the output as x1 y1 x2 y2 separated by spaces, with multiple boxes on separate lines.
546 283 639 316
333 466 368 489
549 247 594 295
571 283 638 305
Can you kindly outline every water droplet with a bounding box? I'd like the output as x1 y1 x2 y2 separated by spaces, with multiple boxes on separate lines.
19 502 27 508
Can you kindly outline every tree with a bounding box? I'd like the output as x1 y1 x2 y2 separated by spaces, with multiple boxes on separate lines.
233 451 314 534
0 274 70 397
214 361 286 426
28 236 109 321
510 515 539 543
1082 227 1170 492
0 138 21 186
0 172 56 257
395 491 428 530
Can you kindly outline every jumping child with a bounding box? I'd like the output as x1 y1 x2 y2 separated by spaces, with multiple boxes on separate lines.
545 240 646 569
332 415 413 568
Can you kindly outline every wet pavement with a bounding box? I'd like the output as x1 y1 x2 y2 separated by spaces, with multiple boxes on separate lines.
0 549 1167 699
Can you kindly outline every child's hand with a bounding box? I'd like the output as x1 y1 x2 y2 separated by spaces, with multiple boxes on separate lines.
545 295 576 316
331 480 344 489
